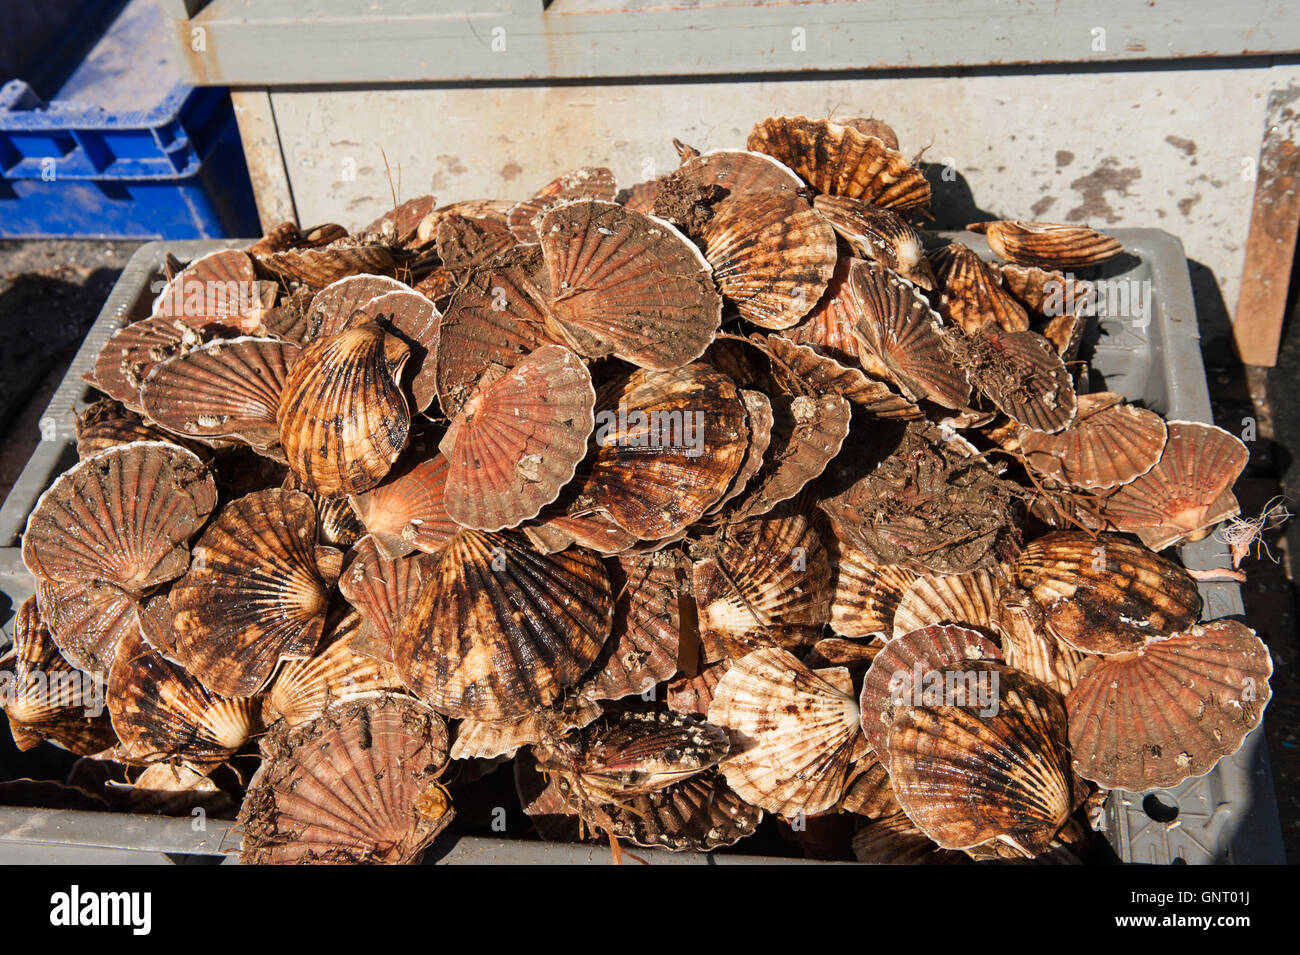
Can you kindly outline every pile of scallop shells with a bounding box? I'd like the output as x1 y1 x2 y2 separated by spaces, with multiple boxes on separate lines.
2 115 1273 864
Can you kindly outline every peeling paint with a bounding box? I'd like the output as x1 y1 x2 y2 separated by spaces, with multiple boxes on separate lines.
1055 150 1075 168
1031 195 1056 217
1178 194 1203 217
1067 159 1142 223
501 162 523 182
1165 135 1198 156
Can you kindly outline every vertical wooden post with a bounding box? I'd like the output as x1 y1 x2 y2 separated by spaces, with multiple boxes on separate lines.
1233 88 1300 368
230 89 298 233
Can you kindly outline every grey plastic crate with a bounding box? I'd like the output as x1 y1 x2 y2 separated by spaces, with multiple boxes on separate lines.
0 233 1286 864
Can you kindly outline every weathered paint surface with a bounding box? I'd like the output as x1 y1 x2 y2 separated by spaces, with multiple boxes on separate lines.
268 65 1300 316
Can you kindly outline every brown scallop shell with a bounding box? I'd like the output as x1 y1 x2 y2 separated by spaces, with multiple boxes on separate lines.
92 317 212 412
169 489 340 697
831 544 918 639
670 148 804 197
305 273 410 340
395 530 613 719
151 248 273 331
790 256 865 363
1095 421 1248 550
264 610 406 727
109 762 236 818
538 200 722 370
436 213 518 274
848 260 971 409
416 198 514 245
1066 620 1272 790
524 508 639 556
594 770 762 852
277 322 411 496
692 508 833 661
699 189 837 329
887 662 1075 857
337 535 432 663
1016 392 1167 490
22 441 216 595
708 647 862 817
75 399 179 458
356 289 441 413
1 597 117 755
1014 531 1200 655
955 325 1077 434
508 166 618 243
435 248 555 418
361 194 437 246
141 336 299 449
349 447 460 560
108 628 257 766
705 389 775 517
992 263 1094 362
930 241 1030 334
968 220 1123 269
891 569 1003 638
239 694 453 865
859 624 1002 758
582 551 682 702
450 696 602 761
35 576 138 677
840 755 899 819
283 473 364 548
765 334 920 419
571 364 749 538
261 241 397 289
996 588 1086 697
667 659 731 717
812 195 936 289
441 344 596 531
747 115 930 209
852 811 972 864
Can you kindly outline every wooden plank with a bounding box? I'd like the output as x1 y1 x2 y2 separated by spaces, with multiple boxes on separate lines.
1234 88 1300 368
229 89 298 231
162 0 1300 87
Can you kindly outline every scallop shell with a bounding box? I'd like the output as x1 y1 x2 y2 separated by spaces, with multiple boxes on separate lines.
956 325 1077 434
435 247 554 418
596 770 763 852
337 535 432 663
571 364 749 538
892 569 1003 638
852 811 972 864
361 194 438 245
747 115 930 209
582 551 682 701
840 755 899 819
930 241 1030 334
395 530 613 719
1 597 116 754
348 447 460 560
992 262 1094 361
75 399 179 459
283 473 364 548
450 696 602 761
508 166 618 243
790 256 865 363
264 609 406 727
238 694 453 865
848 260 970 409
811 195 935 289
670 148 804 196
305 273 410 340
151 248 272 331
524 508 639 556
667 660 731 717
1016 392 1167 490
75 318 208 411
995 588 1086 697
441 344 596 531
968 220 1123 269
277 322 411 496
109 762 235 817
359 289 441 413
1066 620 1272 790
108 628 258 766
708 646 862 817
169 489 340 697
436 213 518 274
22 441 216 595
261 242 397 289
1015 531 1201 655
1095 421 1248 550
887 662 1074 857
35 576 138 677
699 189 837 329
831 544 918 639
811 636 883 668
766 334 920 419
417 198 514 245
859 624 1002 757
538 200 722 370
141 336 299 448
706 389 775 516
692 508 833 661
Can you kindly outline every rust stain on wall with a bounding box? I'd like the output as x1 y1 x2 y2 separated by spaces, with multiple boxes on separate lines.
1067 159 1142 223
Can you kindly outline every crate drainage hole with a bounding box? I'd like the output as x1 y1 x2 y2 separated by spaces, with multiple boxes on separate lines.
1143 792 1180 823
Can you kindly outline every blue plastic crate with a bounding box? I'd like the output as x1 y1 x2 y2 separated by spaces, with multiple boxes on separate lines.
0 0 260 239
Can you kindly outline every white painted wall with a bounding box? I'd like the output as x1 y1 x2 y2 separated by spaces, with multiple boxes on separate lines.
267 63 1300 316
